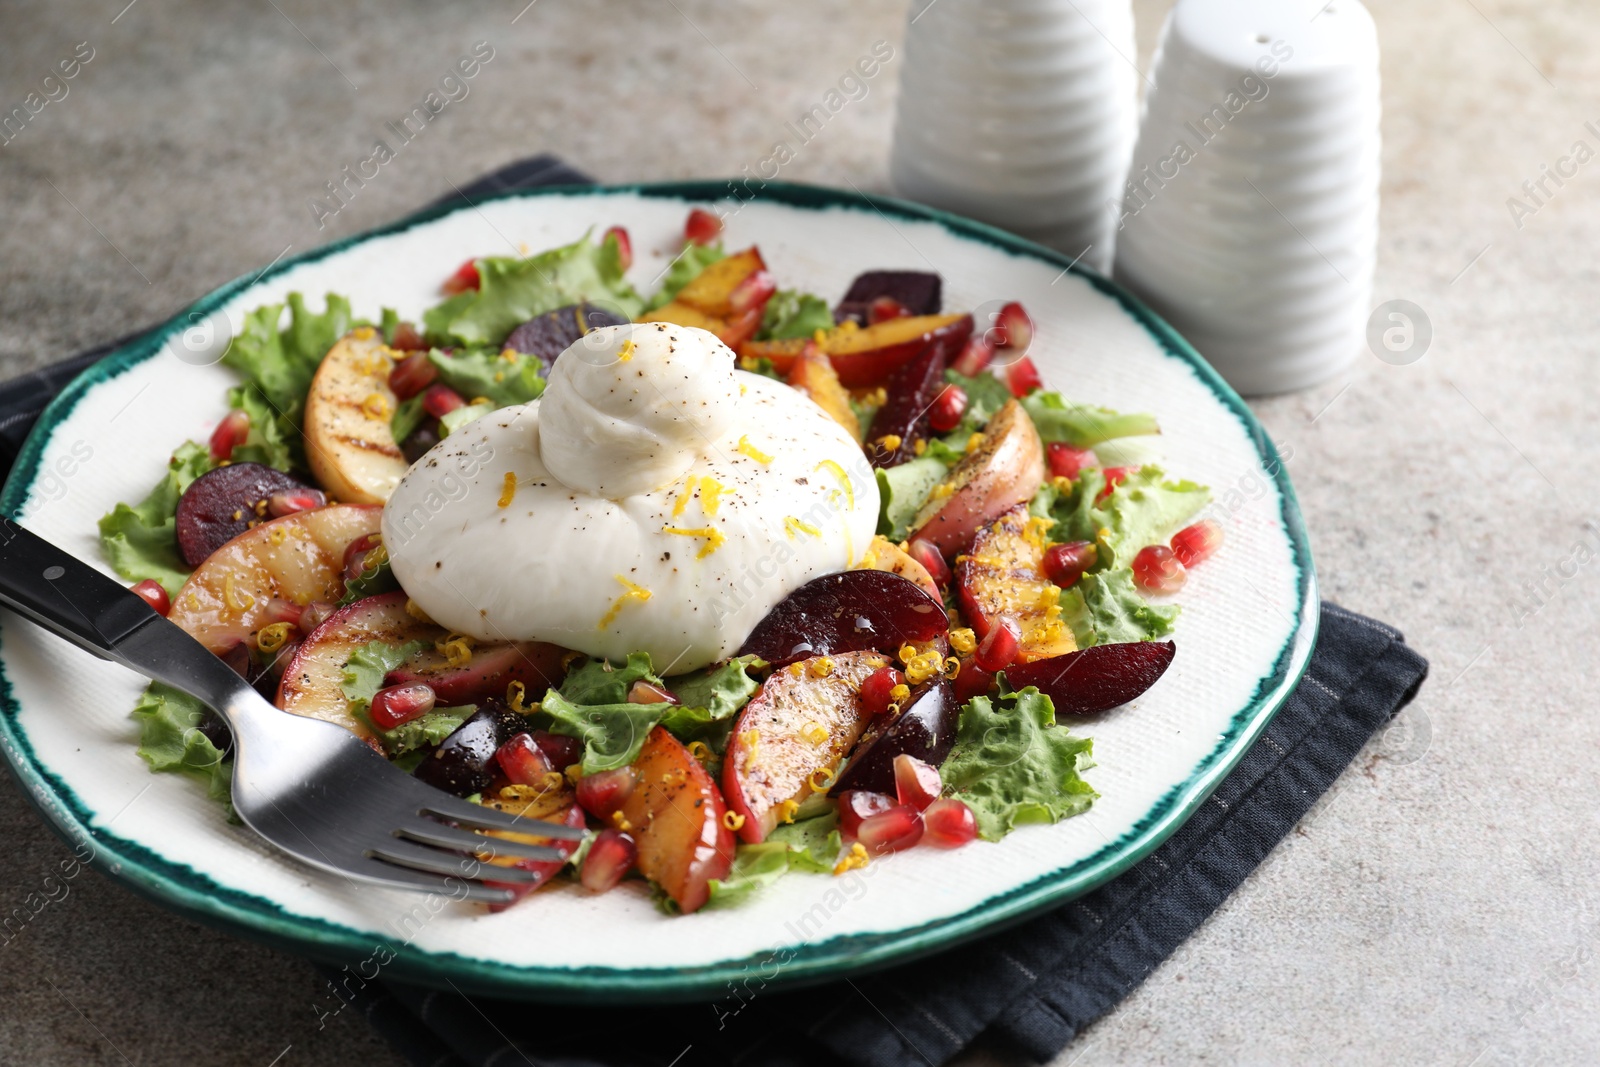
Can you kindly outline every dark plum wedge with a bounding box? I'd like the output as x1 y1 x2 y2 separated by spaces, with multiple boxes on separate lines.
831 677 957 796
836 270 942 325
412 700 527 797
1002 641 1176 716
174 462 309 568
737 570 948 667
503 302 631 373
383 640 568 706
865 340 949 469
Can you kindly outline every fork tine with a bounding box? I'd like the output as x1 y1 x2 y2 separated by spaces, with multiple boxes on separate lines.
368 838 546 885
419 794 588 839
352 857 516 906
397 819 566 863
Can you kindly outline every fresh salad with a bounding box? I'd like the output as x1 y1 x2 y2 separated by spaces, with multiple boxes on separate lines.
100 206 1222 914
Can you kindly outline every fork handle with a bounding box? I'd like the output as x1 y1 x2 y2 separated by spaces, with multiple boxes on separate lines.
0 517 251 714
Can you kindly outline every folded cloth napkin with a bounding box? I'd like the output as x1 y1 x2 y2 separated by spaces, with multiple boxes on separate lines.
0 156 1428 1067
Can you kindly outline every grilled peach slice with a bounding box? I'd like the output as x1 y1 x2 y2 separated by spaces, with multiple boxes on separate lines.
908 398 1045 558
304 329 409 505
275 591 432 740
785 342 861 441
617 727 735 914
857 535 940 600
168 503 381 654
741 313 972 387
956 505 1077 663
722 650 891 844
637 248 772 350
478 790 587 912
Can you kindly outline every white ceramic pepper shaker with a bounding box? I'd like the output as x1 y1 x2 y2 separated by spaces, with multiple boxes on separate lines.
888 0 1138 273
1112 0 1381 395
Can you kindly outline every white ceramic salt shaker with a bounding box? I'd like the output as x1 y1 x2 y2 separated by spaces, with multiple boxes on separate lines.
1112 0 1381 395
888 0 1138 273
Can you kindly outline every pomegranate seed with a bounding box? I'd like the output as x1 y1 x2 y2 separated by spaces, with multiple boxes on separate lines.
267 487 327 518
1132 544 1187 594
907 539 952 591
974 616 1021 673
729 269 776 314
130 579 170 616
342 535 384 585
575 766 636 820
868 296 911 324
603 225 633 272
1171 519 1224 568
388 352 438 401
533 730 583 772
1095 465 1137 504
838 790 895 840
299 600 336 633
208 409 250 463
859 665 907 717
684 207 723 246
626 680 680 705
495 732 555 786
922 798 978 848
580 829 638 893
856 804 925 855
369 682 436 730
442 258 480 294
1046 443 1097 481
1042 541 1098 588
893 754 942 811
260 597 303 627
927 384 968 433
951 335 994 377
421 384 466 419
1004 356 1043 398
954 657 995 703
389 322 427 351
994 302 1034 350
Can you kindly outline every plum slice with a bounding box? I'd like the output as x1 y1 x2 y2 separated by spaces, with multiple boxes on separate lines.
736 569 948 667
831 677 957 797
836 271 942 325
1002 641 1176 716
619 726 735 914
503 302 630 373
383 640 567 707
907 398 1045 559
865 340 948 469
175 462 309 568
413 700 526 797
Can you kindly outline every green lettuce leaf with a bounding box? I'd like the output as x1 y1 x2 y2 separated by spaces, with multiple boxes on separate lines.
339 639 473 755
222 292 354 425
428 348 545 408
660 655 763 743
1059 567 1180 647
1021 390 1160 449
559 652 662 705
425 234 643 346
876 456 947 541
643 242 726 312
944 368 1013 427
705 811 842 908
223 384 295 471
390 393 426 445
941 686 1096 841
540 690 666 773
131 682 233 813
757 290 834 341
97 441 215 596
438 400 493 436
1050 465 1210 571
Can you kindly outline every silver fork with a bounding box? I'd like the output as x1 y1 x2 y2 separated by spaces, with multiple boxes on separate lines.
0 518 586 906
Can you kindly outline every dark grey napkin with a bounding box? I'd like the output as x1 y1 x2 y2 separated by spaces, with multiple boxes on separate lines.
1 156 1428 1067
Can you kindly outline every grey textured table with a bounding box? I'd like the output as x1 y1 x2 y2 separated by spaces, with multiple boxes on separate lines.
1 1 1595 1064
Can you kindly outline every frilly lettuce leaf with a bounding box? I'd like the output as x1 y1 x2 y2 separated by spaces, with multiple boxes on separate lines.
1059 568 1180 647
757 290 833 341
340 640 474 755
705 811 843 908
131 682 233 814
96 440 215 596
876 456 947 541
1050 465 1210 571
427 347 545 408
222 292 354 426
1021 390 1160 449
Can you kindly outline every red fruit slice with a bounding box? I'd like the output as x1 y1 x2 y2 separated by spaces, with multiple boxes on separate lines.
785 341 861 441
639 248 772 349
953 657 995 704
907 399 1046 559
893 754 941 810
856 804 924 855
580 829 638 893
835 271 942 325
267 488 327 518
866 340 949 469
619 727 735 914
479 797 585 912
736 569 947 667
1002 641 1176 716
722 650 891 843
922 798 978 848
830 678 957 797
729 269 777 314
955 504 1076 663
739 313 973 388
383 639 568 707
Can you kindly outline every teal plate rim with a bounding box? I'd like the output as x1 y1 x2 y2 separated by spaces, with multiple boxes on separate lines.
0 179 1317 1003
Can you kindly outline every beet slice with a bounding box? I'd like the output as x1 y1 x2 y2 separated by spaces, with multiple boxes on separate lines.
737 570 947 667
865 340 949 469
832 677 957 796
175 463 308 568
1002 641 1176 716
502 302 630 372
836 271 942 325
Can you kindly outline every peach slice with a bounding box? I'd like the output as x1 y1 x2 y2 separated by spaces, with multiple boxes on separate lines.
740 313 973 388
857 535 940 600
617 726 735 914
955 505 1077 664
304 330 409 506
785 342 861 441
637 247 772 350
908 399 1045 559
